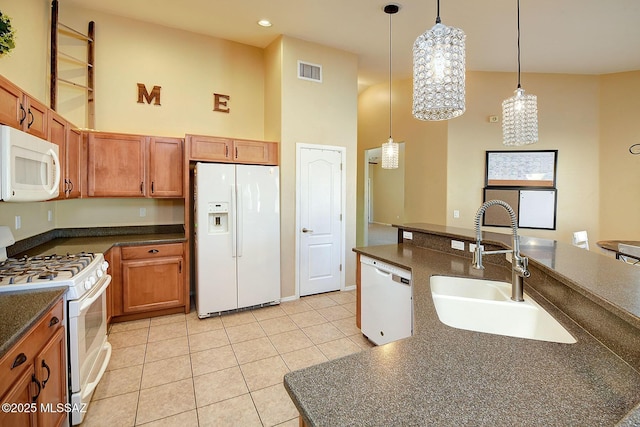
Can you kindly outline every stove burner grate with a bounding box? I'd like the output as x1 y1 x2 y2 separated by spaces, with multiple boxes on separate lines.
0 252 96 285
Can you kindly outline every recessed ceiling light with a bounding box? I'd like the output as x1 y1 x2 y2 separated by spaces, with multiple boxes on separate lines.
257 19 272 27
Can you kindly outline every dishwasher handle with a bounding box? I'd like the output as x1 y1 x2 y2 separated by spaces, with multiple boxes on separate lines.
372 266 392 276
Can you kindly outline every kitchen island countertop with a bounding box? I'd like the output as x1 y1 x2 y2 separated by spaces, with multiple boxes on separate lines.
284 225 640 426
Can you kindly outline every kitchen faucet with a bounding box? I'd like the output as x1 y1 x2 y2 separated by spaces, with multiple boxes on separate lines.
472 200 530 302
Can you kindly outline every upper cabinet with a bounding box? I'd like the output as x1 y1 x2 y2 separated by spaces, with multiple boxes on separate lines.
48 111 81 199
85 132 147 197
84 131 183 198
187 134 278 165
65 129 82 199
0 74 48 139
233 139 278 165
148 137 184 197
188 135 232 162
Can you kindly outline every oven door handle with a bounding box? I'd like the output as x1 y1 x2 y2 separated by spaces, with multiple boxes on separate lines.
81 342 112 400
78 275 111 315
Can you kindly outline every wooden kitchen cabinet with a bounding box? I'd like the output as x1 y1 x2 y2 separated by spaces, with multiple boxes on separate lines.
0 74 48 139
83 132 183 198
65 129 82 199
187 134 278 165
85 132 147 197
188 134 232 162
34 327 66 427
232 139 278 165
0 366 36 426
148 137 183 197
0 298 67 427
48 112 81 200
117 243 185 315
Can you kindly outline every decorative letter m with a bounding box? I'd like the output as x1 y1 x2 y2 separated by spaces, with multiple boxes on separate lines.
137 83 161 105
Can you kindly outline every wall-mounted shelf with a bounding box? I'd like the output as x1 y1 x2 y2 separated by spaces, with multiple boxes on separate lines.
50 0 95 128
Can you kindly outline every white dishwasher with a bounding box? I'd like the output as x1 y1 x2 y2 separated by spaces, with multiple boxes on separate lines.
360 255 412 345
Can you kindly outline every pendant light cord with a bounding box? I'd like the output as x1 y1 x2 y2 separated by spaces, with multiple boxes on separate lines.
389 9 392 139
517 0 522 89
435 0 441 24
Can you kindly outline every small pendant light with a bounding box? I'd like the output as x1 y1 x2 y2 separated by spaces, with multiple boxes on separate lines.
502 0 538 146
382 4 400 169
412 0 466 121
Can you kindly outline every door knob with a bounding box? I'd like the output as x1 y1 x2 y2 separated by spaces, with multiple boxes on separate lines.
302 228 313 233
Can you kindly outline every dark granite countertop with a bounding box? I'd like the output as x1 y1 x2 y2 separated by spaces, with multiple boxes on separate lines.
14 233 185 258
10 226 186 258
284 224 640 426
0 288 66 360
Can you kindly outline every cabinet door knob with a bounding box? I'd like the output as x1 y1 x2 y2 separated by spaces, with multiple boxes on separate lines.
12 353 27 369
27 109 34 128
302 228 313 233
148 249 159 254
49 317 60 327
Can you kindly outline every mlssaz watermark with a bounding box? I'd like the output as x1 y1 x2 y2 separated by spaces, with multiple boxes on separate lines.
2 402 88 414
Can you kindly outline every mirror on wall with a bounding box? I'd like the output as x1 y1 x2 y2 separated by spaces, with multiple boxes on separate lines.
363 144 405 246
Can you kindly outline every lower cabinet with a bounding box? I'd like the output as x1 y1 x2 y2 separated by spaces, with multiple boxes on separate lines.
109 243 185 318
0 299 67 427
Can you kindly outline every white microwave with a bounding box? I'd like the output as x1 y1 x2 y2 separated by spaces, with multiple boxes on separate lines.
0 125 60 202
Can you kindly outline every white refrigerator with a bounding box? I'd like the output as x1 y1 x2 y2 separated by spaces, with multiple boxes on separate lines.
195 162 281 317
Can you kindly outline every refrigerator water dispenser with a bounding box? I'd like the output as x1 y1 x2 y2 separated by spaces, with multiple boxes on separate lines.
208 202 229 233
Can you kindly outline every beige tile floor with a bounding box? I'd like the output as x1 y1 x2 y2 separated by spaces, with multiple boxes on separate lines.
82 290 372 426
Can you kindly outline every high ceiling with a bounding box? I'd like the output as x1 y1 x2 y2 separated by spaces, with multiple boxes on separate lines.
65 0 640 91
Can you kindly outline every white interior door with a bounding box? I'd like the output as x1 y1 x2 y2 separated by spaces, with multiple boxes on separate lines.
299 146 343 296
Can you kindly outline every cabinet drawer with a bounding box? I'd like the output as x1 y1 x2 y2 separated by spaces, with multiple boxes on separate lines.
0 299 63 396
121 243 183 260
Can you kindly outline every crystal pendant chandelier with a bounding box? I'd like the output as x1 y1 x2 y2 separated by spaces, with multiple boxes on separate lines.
382 137 399 169
382 4 400 169
412 0 466 121
502 0 538 146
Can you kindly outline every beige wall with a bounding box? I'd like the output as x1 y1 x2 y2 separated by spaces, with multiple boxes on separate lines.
0 1 358 301
0 0 50 102
60 6 265 138
358 71 606 248
55 199 184 228
447 72 601 245
599 71 640 240
1 0 56 240
273 36 358 297
357 77 448 246
0 0 266 240
370 144 405 224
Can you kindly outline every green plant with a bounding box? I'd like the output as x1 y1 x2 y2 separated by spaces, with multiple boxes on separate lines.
0 11 16 56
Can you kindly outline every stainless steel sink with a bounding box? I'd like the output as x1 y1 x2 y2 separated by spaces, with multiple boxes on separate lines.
430 276 576 344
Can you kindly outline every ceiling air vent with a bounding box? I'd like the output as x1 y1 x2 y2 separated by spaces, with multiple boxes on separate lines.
298 60 322 83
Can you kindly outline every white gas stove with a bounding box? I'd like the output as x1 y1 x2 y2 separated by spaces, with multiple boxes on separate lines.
0 226 111 425
0 252 109 299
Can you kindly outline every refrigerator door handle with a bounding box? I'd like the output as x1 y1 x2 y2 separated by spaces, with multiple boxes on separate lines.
231 184 237 257
237 184 243 257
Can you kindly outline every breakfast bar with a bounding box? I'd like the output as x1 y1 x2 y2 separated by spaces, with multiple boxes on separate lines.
284 224 640 426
